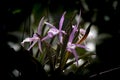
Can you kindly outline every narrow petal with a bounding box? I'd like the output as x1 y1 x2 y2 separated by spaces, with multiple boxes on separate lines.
21 37 36 46
27 40 38 51
76 44 86 49
67 42 76 50
59 31 67 44
68 25 78 43
37 17 44 35
61 31 67 35
21 38 31 45
59 12 66 30
44 22 55 28
41 34 51 41
48 28 59 35
71 49 79 66
38 39 42 52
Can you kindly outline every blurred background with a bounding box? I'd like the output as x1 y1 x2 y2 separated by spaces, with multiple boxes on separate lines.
1 0 120 80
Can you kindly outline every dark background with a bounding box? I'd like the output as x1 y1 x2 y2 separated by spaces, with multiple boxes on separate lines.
1 0 120 80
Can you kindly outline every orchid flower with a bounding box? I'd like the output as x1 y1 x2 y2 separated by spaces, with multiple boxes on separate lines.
41 12 66 44
21 17 44 52
66 25 86 65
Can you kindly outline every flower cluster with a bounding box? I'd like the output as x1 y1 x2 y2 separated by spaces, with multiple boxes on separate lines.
21 11 91 69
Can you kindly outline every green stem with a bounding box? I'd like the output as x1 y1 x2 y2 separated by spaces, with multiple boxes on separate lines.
60 51 70 70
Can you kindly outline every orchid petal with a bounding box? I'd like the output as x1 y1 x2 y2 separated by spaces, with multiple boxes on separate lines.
38 39 42 52
76 44 86 49
59 31 67 44
21 38 33 46
68 25 78 43
21 35 39 46
41 28 58 41
44 22 56 28
59 12 66 30
67 42 76 50
41 32 54 41
21 33 41 51
48 28 59 35
37 17 44 35
61 31 67 34
21 16 45 52
71 49 79 65
58 12 66 44
41 35 50 41
27 40 38 51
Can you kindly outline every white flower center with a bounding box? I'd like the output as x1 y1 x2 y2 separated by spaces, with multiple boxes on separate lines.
48 28 59 35
67 42 76 49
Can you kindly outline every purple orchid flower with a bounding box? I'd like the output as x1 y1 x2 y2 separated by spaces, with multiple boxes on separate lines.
41 12 66 44
21 17 44 52
66 25 86 65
